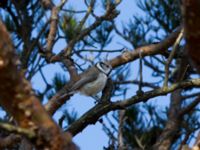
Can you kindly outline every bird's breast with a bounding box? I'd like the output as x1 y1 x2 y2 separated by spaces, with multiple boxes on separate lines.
79 73 108 96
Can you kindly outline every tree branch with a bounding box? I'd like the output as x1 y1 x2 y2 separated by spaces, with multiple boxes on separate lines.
179 96 200 116
182 0 200 73
44 0 67 60
0 20 75 150
66 78 200 136
109 26 182 68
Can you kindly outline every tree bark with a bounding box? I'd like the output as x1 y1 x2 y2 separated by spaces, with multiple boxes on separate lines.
0 20 76 150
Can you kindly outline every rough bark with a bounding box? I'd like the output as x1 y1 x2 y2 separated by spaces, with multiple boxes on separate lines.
0 20 76 150
182 0 200 73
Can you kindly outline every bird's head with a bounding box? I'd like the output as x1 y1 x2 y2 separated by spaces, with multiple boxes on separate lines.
96 62 112 75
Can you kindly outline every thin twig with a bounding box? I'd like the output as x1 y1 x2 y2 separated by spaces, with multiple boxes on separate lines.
180 64 189 81
75 48 123 53
137 49 144 95
191 131 200 150
78 0 95 31
45 0 67 59
62 9 87 13
179 96 200 116
114 80 159 89
163 28 184 88
134 135 145 150
118 110 126 150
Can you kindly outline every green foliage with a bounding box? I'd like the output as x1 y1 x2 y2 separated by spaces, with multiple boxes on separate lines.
137 0 180 33
60 14 79 42
121 0 181 48
112 63 130 96
92 21 114 48
122 15 153 47
2 15 16 32
46 73 67 99
61 109 78 128
123 105 165 149
53 73 67 91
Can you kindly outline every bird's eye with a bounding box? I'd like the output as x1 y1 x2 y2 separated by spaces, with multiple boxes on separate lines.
101 63 108 69
98 62 111 71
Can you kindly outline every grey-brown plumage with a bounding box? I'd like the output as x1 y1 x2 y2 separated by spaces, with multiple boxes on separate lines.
69 62 112 96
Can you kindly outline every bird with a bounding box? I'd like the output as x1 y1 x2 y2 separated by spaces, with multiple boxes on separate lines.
67 61 112 97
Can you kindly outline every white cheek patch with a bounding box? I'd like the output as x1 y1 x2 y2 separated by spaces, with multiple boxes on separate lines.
96 62 112 75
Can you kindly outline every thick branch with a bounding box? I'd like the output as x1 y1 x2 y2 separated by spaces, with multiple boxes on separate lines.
153 56 189 150
0 21 75 150
182 0 200 73
66 78 200 136
153 89 182 150
109 26 182 68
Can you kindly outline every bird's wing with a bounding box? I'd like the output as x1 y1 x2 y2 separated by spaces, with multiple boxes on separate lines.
70 73 98 91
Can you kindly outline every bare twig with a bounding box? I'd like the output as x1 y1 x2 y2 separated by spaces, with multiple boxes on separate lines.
182 92 200 100
134 135 145 150
153 55 187 150
192 131 200 150
45 0 67 59
163 28 184 88
179 96 200 116
118 110 126 150
62 58 79 82
78 0 95 31
137 49 144 95
114 80 159 89
75 48 123 53
178 132 191 150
